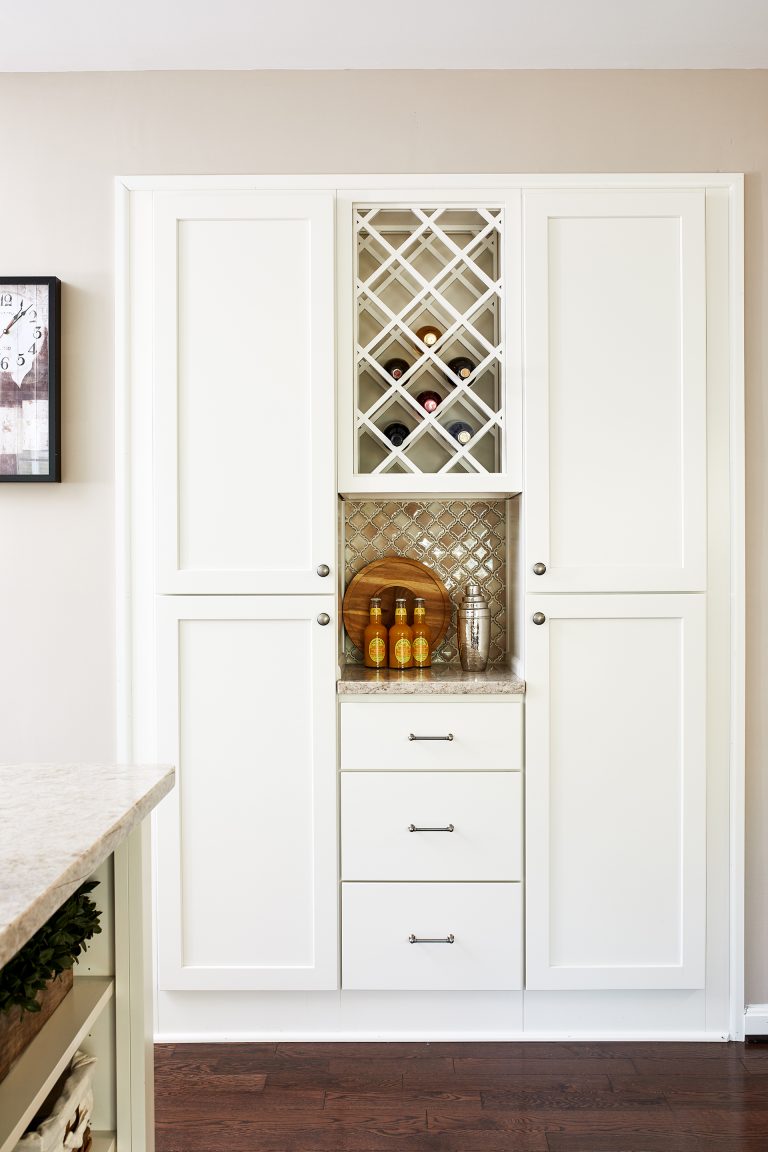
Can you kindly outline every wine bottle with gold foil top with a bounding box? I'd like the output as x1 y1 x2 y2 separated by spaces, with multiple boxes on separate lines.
412 597 431 668
363 596 387 669
389 597 413 669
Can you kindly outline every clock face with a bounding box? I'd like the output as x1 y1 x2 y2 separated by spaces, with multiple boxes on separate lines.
0 285 47 387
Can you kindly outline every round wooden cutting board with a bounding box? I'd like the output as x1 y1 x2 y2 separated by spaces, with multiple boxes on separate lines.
343 556 452 652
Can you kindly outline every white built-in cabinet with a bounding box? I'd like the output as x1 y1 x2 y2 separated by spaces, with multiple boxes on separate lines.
151 191 338 993
124 173 741 1038
522 189 709 993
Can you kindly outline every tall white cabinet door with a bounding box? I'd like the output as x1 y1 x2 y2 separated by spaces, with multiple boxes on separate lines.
154 191 335 594
524 189 706 593
525 594 706 990
155 596 338 990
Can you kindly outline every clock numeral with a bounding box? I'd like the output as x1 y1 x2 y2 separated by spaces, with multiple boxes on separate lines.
16 354 25 367
0 294 12 307
27 343 36 355
0 358 8 371
28 310 37 321
33 327 42 339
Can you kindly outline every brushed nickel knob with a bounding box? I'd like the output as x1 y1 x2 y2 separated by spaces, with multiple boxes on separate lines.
532 612 546 625
532 562 547 576
316 563 330 577
317 613 331 626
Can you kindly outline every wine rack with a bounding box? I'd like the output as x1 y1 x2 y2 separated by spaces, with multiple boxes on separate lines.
354 205 504 478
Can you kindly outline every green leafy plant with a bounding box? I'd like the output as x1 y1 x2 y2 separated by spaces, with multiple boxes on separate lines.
0 881 102 1017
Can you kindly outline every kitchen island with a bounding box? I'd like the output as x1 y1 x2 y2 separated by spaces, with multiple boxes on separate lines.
0 763 174 1152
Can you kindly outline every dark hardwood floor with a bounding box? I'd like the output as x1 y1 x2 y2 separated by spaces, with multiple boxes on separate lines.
155 1040 768 1151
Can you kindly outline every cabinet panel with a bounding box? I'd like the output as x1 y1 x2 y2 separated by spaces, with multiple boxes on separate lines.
154 192 335 593
156 597 337 990
341 772 522 880
340 698 523 772
524 189 706 592
525 594 706 989
342 883 522 990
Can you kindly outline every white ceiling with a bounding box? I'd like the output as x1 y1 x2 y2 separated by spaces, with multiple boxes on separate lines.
2 0 768 72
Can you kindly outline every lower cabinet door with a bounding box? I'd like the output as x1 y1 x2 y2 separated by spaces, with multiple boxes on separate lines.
525 594 706 990
342 883 522 990
155 596 337 990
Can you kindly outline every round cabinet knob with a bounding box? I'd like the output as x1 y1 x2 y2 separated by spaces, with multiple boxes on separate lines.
316 563 330 577
532 612 546 626
532 562 547 576
317 613 331 626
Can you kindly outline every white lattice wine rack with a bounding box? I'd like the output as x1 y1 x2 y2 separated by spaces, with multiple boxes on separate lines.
355 205 504 478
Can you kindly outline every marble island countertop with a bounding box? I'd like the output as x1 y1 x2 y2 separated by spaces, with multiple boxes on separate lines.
0 763 175 970
337 664 525 695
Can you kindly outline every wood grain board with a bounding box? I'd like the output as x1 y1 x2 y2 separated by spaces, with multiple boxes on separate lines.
342 557 452 653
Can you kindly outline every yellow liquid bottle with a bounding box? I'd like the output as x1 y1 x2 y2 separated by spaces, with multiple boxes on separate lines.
363 596 387 668
389 597 413 669
412 597 431 668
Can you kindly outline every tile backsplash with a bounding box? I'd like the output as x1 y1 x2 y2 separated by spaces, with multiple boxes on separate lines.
343 499 508 665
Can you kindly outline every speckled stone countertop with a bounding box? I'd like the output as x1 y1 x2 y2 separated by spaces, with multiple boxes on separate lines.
0 763 175 970
337 665 525 695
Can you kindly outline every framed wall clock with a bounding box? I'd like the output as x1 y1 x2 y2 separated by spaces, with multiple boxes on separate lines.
0 277 61 482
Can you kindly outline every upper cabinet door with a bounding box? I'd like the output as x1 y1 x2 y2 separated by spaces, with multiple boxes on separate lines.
336 189 522 496
154 192 335 594
524 190 706 593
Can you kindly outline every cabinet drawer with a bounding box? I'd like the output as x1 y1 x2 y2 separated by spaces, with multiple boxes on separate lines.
342 773 521 880
340 699 523 772
342 882 522 990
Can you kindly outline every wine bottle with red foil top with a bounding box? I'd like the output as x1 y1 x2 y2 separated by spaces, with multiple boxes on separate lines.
383 357 410 381
416 390 441 413
383 422 410 447
448 356 476 381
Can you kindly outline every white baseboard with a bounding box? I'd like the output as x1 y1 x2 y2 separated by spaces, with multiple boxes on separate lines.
745 1004 768 1036
155 1030 729 1044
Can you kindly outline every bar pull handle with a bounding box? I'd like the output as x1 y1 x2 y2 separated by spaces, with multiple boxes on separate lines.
409 934 455 944
408 823 455 833
408 733 454 742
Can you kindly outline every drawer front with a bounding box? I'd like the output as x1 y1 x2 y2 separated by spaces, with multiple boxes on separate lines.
342 772 522 880
342 882 522 990
340 699 523 772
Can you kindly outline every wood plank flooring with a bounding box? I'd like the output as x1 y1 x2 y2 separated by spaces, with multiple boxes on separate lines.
155 1040 768 1151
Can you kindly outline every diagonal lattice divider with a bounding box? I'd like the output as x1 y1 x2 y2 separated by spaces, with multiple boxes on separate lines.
354 204 504 476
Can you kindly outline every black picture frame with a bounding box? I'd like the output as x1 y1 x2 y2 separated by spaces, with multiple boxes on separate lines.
0 276 61 483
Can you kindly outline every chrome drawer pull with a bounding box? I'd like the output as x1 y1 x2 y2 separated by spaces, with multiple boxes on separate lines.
408 732 454 742
409 934 455 944
408 823 455 833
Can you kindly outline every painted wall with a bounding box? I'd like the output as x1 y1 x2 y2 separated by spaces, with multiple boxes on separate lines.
0 69 763 998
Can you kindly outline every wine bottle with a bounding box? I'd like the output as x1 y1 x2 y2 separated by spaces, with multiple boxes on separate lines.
383 357 410 381
447 356 476 381
415 325 442 348
383 422 410 447
448 420 474 445
416 390 441 413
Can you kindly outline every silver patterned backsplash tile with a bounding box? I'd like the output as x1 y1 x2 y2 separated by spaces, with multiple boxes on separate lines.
343 499 508 665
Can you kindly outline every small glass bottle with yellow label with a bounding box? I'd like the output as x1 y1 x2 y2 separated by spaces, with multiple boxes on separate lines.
389 596 413 669
412 597 431 668
363 596 387 669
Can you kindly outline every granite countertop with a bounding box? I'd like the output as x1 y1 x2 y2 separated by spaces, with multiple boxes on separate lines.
337 665 525 695
0 763 175 970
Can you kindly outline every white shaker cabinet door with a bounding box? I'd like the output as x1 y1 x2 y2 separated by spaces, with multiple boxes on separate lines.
525 594 706 990
155 596 338 990
154 191 335 594
524 189 706 593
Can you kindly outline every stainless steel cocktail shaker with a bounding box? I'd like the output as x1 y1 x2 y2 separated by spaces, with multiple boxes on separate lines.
457 583 491 672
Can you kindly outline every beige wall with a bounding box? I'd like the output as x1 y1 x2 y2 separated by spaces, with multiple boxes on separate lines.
0 69 764 998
